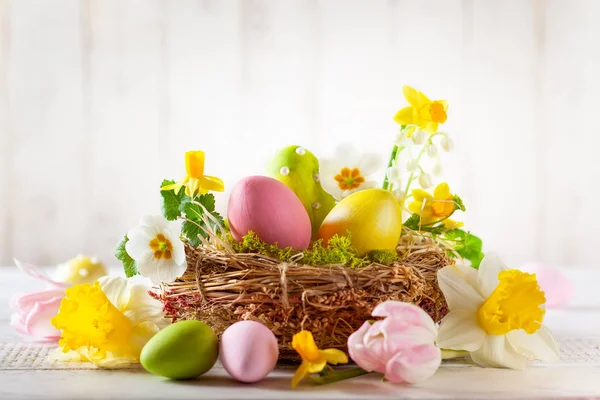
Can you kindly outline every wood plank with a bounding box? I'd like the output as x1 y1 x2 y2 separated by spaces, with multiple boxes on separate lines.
163 0 241 215
85 0 166 262
459 0 539 267
0 0 11 265
538 0 600 266
7 0 87 265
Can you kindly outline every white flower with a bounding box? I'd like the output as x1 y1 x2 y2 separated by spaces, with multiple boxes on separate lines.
419 173 432 189
319 143 382 200
386 166 403 185
392 189 406 203
412 130 426 145
126 215 186 284
441 136 454 152
436 254 560 370
393 130 407 145
406 158 418 172
427 144 438 157
432 162 443 176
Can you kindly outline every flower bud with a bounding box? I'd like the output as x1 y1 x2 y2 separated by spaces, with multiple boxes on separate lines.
386 166 403 183
393 130 407 145
412 130 426 145
393 189 406 203
427 144 438 157
441 136 454 152
419 174 432 189
406 159 418 172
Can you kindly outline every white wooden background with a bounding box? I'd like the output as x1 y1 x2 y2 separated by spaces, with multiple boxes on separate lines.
0 0 598 269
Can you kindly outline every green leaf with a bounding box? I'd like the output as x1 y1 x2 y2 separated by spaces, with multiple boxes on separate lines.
452 194 466 212
403 214 421 231
160 179 185 221
445 229 484 268
181 194 224 247
114 235 138 277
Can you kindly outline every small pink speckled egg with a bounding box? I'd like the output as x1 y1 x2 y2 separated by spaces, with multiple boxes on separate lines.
227 176 312 250
220 321 279 383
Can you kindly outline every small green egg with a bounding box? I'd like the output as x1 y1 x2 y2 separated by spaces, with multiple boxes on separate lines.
140 320 219 380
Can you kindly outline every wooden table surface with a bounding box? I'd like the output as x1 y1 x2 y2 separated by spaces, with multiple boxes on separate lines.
1 266 599 399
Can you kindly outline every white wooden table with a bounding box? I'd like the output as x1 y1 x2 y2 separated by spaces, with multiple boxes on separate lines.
1 266 599 399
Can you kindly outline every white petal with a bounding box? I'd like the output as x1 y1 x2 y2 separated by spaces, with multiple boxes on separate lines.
333 143 360 163
357 153 382 176
163 228 186 267
125 231 154 261
98 276 131 311
470 335 527 370
437 310 486 351
318 159 344 200
477 253 509 298
506 326 560 363
437 264 484 312
136 255 164 285
140 215 170 231
123 284 167 327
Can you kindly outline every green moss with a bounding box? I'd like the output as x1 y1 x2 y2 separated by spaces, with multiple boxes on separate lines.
366 249 401 265
229 232 383 269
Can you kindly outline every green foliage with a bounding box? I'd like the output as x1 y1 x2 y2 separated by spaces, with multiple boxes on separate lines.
366 249 400 265
230 232 373 268
115 235 138 277
160 179 185 221
445 229 484 268
181 194 225 247
453 194 466 212
403 214 421 231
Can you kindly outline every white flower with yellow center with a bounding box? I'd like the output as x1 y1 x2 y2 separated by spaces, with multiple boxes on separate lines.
126 215 186 284
319 143 382 200
51 276 168 367
437 254 560 369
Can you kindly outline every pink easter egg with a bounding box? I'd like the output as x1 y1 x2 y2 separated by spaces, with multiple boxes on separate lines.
220 321 279 383
521 262 573 308
227 176 311 250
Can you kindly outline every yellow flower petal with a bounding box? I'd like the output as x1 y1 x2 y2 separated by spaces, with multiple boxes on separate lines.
185 151 206 178
412 189 433 202
434 183 451 200
438 99 449 111
291 360 311 388
320 348 349 365
393 106 415 125
443 219 464 229
425 122 438 133
408 200 425 215
402 85 421 107
292 330 321 362
160 179 186 194
200 176 225 193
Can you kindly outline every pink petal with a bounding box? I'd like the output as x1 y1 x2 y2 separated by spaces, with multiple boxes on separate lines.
520 262 573 308
372 301 438 336
10 312 28 334
11 289 65 313
348 322 383 372
14 259 69 289
384 344 441 384
24 296 63 339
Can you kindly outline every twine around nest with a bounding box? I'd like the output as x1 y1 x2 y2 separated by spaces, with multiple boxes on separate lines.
158 240 451 361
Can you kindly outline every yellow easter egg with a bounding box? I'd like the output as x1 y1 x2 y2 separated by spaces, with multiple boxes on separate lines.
318 188 403 256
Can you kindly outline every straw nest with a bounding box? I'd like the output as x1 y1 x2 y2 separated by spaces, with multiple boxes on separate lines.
157 240 451 361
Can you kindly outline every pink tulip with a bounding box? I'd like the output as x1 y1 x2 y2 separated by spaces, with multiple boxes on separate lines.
348 301 441 384
521 262 573 308
9 260 69 341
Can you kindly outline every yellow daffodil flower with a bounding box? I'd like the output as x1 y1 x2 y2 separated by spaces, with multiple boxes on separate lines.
291 330 348 388
161 150 224 197
394 86 448 133
408 182 463 228
437 254 559 369
51 277 168 367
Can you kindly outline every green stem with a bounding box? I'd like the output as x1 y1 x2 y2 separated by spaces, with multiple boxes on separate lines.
310 368 370 385
382 145 399 191
441 349 469 360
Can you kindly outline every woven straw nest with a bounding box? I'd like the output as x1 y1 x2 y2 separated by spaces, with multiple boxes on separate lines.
157 234 451 361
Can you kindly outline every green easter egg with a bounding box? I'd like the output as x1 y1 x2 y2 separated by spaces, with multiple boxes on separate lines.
140 320 218 380
266 145 336 239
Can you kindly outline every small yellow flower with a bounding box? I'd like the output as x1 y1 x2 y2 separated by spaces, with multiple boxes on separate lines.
51 277 167 367
394 86 448 133
291 330 348 388
408 182 463 228
161 150 224 197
